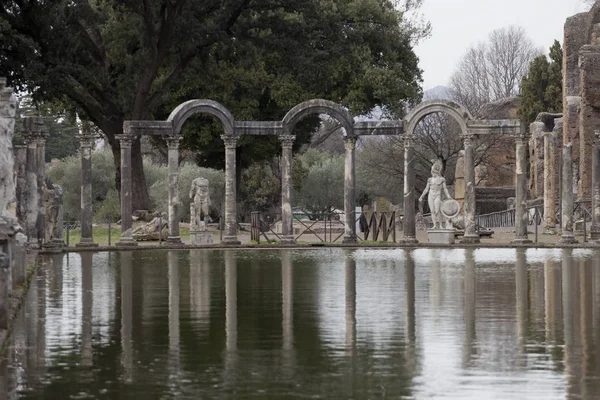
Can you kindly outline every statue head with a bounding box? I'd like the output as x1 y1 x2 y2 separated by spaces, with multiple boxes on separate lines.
431 159 443 177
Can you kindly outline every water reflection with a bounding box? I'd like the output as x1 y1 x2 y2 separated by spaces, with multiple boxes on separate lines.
6 248 600 399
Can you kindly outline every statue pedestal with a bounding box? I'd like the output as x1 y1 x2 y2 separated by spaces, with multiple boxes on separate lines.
427 229 456 245
190 230 213 245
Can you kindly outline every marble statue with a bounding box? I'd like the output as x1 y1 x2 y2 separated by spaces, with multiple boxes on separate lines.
0 78 17 226
419 159 454 229
132 212 167 241
189 177 211 230
44 183 63 243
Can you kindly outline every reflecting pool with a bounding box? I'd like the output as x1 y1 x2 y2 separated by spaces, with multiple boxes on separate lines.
3 248 600 399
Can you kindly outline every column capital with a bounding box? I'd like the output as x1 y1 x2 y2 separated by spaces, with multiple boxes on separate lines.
595 130 600 146
463 133 476 146
116 134 134 148
77 133 96 148
404 134 416 148
515 131 529 144
166 135 183 150
279 134 296 150
343 136 357 150
221 135 238 149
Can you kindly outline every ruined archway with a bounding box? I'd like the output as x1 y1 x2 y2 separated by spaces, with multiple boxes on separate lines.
403 100 473 137
167 99 235 136
282 99 354 137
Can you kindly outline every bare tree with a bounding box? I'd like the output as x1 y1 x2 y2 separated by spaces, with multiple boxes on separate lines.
449 26 542 116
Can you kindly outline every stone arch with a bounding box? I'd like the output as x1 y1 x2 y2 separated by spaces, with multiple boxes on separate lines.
403 100 473 136
167 99 235 136
282 99 354 136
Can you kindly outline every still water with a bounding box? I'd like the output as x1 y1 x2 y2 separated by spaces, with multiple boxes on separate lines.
2 248 600 399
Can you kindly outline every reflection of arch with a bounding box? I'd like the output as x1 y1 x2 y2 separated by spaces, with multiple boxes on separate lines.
167 99 235 136
282 99 354 136
404 100 473 136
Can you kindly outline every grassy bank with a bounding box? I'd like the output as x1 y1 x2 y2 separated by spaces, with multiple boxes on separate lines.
63 225 197 245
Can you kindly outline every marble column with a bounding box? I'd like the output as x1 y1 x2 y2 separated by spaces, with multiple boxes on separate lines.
116 135 137 246
279 135 296 244
401 134 418 244
34 130 47 244
460 133 479 243
221 135 240 245
513 128 531 244
543 131 557 234
591 131 600 241
560 143 577 244
76 132 98 247
342 137 358 244
166 136 183 245
25 138 39 247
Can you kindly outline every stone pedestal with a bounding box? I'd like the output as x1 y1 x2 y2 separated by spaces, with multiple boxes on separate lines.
401 134 418 244
190 230 213 245
221 135 241 245
427 229 455 245
279 135 295 244
342 137 358 245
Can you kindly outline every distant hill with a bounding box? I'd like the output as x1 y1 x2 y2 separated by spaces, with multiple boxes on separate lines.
423 85 452 100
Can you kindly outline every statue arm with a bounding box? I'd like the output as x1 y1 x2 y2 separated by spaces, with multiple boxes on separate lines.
189 182 195 199
442 179 452 199
419 180 430 202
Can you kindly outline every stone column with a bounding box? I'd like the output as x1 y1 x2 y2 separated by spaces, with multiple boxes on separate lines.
560 143 577 243
116 134 137 247
460 133 479 243
401 134 418 244
342 137 357 244
543 131 557 234
25 137 39 247
513 128 531 244
166 136 183 245
33 129 47 243
14 145 27 226
279 135 296 245
592 131 600 241
76 131 98 247
221 135 240 245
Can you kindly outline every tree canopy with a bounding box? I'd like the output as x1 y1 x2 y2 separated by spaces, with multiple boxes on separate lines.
517 40 562 125
1 0 427 211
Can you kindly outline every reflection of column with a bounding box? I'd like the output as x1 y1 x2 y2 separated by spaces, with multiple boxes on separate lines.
463 249 476 365
544 258 561 343
562 249 581 399
281 250 294 350
121 251 133 381
405 250 415 345
543 131 557 234
402 135 418 244
460 134 479 243
591 131 600 240
515 249 528 360
345 250 356 354
166 136 183 244
76 128 98 247
190 250 211 329
342 137 358 244
81 252 93 366
430 252 442 311
580 256 594 399
221 136 240 245
513 128 531 244
280 136 296 244
225 251 237 351
116 135 137 246
168 251 180 373
560 144 577 243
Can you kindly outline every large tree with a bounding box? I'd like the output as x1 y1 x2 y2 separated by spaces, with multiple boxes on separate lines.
449 25 541 116
517 40 562 125
1 0 426 211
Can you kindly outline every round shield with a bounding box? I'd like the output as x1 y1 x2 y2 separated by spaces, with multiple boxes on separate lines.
441 199 461 219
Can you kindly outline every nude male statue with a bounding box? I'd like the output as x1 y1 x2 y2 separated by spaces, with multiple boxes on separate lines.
189 177 211 230
419 159 452 229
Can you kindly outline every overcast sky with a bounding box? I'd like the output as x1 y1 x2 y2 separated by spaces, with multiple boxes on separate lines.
414 0 591 90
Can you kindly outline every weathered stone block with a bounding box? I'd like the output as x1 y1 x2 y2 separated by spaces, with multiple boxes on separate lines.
191 230 213 245
427 229 455 245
